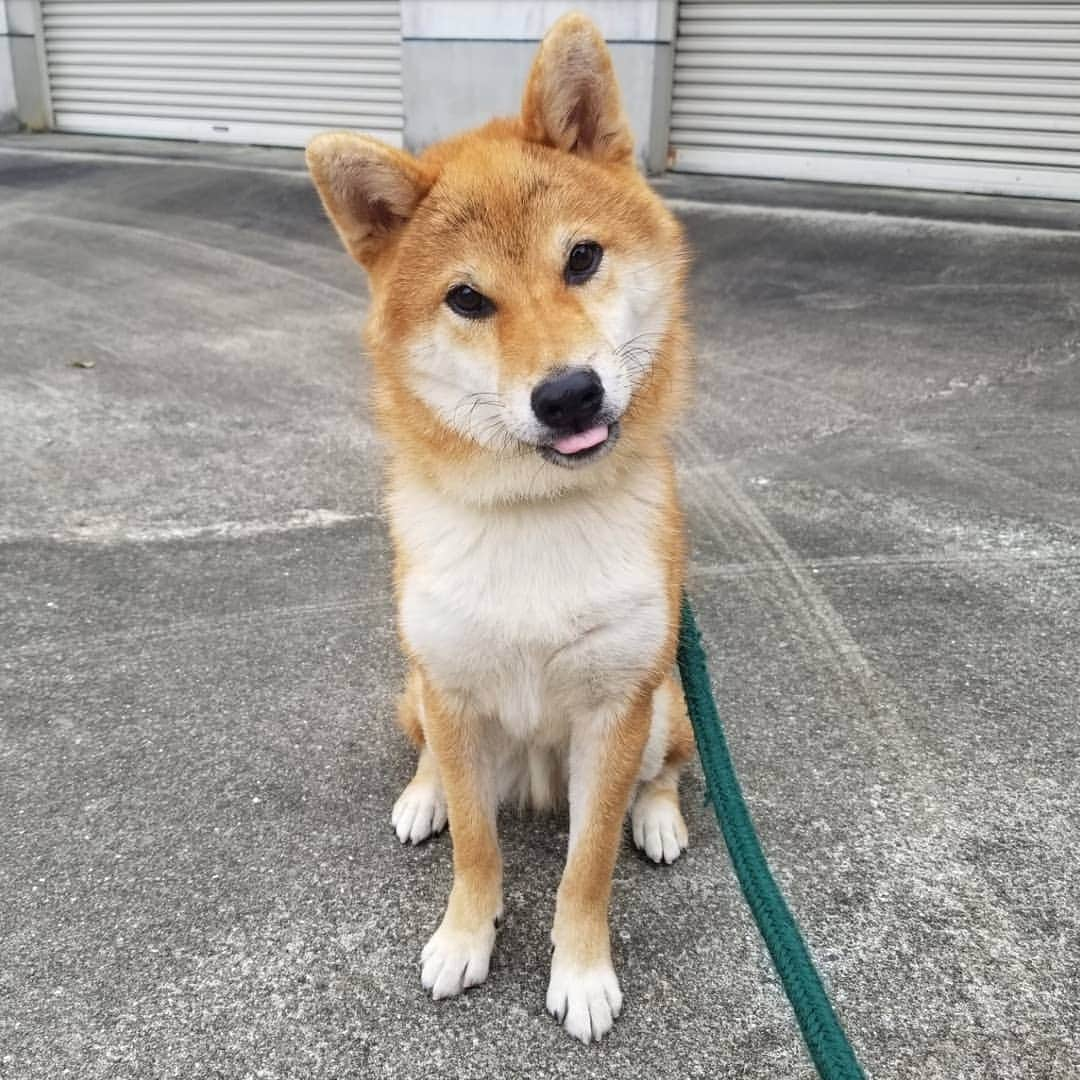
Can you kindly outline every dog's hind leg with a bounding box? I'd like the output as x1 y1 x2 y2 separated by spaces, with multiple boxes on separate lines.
391 667 448 845
631 675 692 864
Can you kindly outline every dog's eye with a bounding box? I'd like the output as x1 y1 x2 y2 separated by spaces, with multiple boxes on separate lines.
565 242 603 285
446 284 494 320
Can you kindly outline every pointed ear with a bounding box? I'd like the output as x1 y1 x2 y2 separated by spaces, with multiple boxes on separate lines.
520 13 634 166
306 132 430 268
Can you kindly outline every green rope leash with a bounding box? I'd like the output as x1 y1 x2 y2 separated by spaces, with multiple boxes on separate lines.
677 595 866 1080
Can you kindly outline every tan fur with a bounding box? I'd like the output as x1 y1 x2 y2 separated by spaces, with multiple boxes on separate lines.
307 13 693 1044
663 676 697 771
395 665 425 749
552 689 653 966
419 674 503 926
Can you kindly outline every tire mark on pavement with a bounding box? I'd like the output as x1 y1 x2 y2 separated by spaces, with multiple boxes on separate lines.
678 451 922 774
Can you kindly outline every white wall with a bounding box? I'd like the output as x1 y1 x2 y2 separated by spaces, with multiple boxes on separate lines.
400 0 675 173
401 1 675 41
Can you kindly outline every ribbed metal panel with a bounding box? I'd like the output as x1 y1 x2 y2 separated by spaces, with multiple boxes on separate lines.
41 1 403 148
670 1 1080 199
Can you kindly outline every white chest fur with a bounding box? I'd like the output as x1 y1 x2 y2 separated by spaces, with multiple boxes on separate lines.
391 466 670 742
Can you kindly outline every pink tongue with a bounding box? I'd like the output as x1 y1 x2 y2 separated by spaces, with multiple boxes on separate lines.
552 424 609 455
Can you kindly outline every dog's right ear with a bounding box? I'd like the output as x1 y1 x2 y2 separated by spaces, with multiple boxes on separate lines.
306 133 430 268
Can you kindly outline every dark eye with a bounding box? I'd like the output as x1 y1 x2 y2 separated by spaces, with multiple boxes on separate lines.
446 284 494 320
565 241 603 284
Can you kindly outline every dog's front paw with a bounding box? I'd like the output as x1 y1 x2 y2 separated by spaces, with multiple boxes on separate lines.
391 778 447 845
546 953 623 1044
420 919 496 999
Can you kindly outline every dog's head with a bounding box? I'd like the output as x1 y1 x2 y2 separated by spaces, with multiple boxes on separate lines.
307 14 688 502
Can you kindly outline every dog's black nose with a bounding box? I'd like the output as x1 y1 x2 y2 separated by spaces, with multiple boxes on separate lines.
531 368 604 430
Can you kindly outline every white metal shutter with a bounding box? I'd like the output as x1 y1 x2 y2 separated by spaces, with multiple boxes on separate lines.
41 1 403 148
670 2 1080 200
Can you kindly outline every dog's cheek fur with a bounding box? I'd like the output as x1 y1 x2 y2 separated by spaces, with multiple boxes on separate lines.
405 323 508 448
587 255 675 421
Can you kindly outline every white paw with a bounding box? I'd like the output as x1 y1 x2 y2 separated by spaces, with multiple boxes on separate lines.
546 955 623 1044
631 794 688 864
391 779 447 845
420 920 496 1000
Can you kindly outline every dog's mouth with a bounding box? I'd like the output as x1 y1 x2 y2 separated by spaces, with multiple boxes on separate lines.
537 420 620 468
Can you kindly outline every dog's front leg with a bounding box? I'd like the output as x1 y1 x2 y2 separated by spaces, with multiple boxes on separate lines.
547 691 652 1043
418 680 502 999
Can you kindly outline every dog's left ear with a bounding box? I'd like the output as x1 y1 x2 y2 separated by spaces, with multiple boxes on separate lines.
520 13 634 166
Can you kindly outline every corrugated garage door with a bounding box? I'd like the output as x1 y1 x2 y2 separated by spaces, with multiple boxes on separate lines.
41 1 403 148
670 2 1080 199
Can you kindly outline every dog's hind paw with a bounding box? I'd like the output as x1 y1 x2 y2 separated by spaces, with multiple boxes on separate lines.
546 955 623 1044
631 790 688 865
391 779 447 845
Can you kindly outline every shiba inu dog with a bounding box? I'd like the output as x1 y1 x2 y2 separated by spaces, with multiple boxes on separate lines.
306 13 692 1044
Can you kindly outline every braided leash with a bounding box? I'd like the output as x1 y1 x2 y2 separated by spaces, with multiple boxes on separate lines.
677 595 866 1080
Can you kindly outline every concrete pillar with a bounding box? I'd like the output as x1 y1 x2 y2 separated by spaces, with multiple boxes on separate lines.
0 4 16 132
401 1 675 173
0 0 51 131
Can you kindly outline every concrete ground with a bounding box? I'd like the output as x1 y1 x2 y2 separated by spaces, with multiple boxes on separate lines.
1 134 1078 1080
